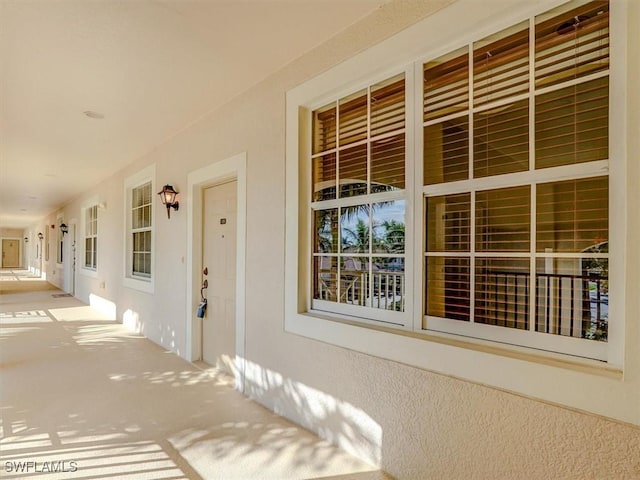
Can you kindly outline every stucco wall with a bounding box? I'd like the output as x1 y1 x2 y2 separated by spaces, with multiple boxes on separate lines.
37 0 640 478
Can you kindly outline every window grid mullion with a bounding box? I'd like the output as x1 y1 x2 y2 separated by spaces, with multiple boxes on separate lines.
366 85 372 303
530 184 537 333
529 15 536 333
470 190 476 325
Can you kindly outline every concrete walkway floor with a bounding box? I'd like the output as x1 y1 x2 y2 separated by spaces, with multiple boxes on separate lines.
0 276 389 480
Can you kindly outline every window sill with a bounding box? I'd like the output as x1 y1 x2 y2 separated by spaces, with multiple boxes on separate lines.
123 276 154 294
285 310 635 424
80 267 98 279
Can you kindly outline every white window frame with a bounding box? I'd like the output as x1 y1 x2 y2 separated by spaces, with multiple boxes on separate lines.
285 0 638 425
309 68 415 327
80 196 99 278
123 164 155 293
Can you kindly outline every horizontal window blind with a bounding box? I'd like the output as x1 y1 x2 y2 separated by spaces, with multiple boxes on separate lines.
473 99 529 178
372 134 405 191
339 90 367 147
535 76 608 168
473 22 529 106
339 144 368 198
424 118 469 185
536 176 608 253
426 257 470 321
371 75 405 137
423 47 468 121
426 193 471 252
312 153 336 201
476 186 531 252
312 103 336 154
535 0 609 88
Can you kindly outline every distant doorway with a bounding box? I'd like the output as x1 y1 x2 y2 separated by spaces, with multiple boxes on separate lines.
2 239 20 268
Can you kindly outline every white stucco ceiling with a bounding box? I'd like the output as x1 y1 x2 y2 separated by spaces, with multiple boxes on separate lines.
0 0 388 229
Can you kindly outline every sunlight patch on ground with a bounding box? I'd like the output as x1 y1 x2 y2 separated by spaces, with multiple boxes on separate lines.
0 438 188 479
0 311 51 324
48 306 114 323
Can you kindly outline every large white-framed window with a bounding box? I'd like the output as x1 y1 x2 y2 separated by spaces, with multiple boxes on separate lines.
286 0 638 424
422 0 610 361
80 198 99 277
310 72 412 326
123 164 155 293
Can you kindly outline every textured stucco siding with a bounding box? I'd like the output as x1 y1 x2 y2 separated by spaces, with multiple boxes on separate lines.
39 0 640 478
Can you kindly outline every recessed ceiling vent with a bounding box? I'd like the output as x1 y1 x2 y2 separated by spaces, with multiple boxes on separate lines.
83 110 105 119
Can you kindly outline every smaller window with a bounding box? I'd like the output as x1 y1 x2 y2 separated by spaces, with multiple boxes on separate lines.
84 205 98 270
123 165 155 292
131 182 152 278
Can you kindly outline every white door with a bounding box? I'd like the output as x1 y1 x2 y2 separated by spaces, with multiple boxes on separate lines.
202 180 237 375
68 224 77 295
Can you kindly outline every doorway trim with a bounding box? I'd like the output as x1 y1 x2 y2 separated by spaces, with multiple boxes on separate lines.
186 152 247 392
64 221 77 295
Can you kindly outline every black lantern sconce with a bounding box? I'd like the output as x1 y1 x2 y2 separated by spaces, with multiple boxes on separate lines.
60 223 69 236
158 184 179 219
37 232 43 240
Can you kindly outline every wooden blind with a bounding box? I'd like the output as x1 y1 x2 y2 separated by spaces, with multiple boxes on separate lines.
536 176 608 252
474 99 529 178
338 144 367 198
339 90 367 147
426 193 471 252
371 133 405 191
312 153 336 202
424 118 469 185
476 185 531 252
371 75 405 138
424 47 469 121
535 76 608 169
473 22 529 106
535 1 609 89
312 103 337 155
426 257 470 321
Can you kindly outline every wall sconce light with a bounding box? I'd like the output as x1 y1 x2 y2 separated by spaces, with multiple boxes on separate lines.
37 232 43 240
158 184 179 219
60 223 69 235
